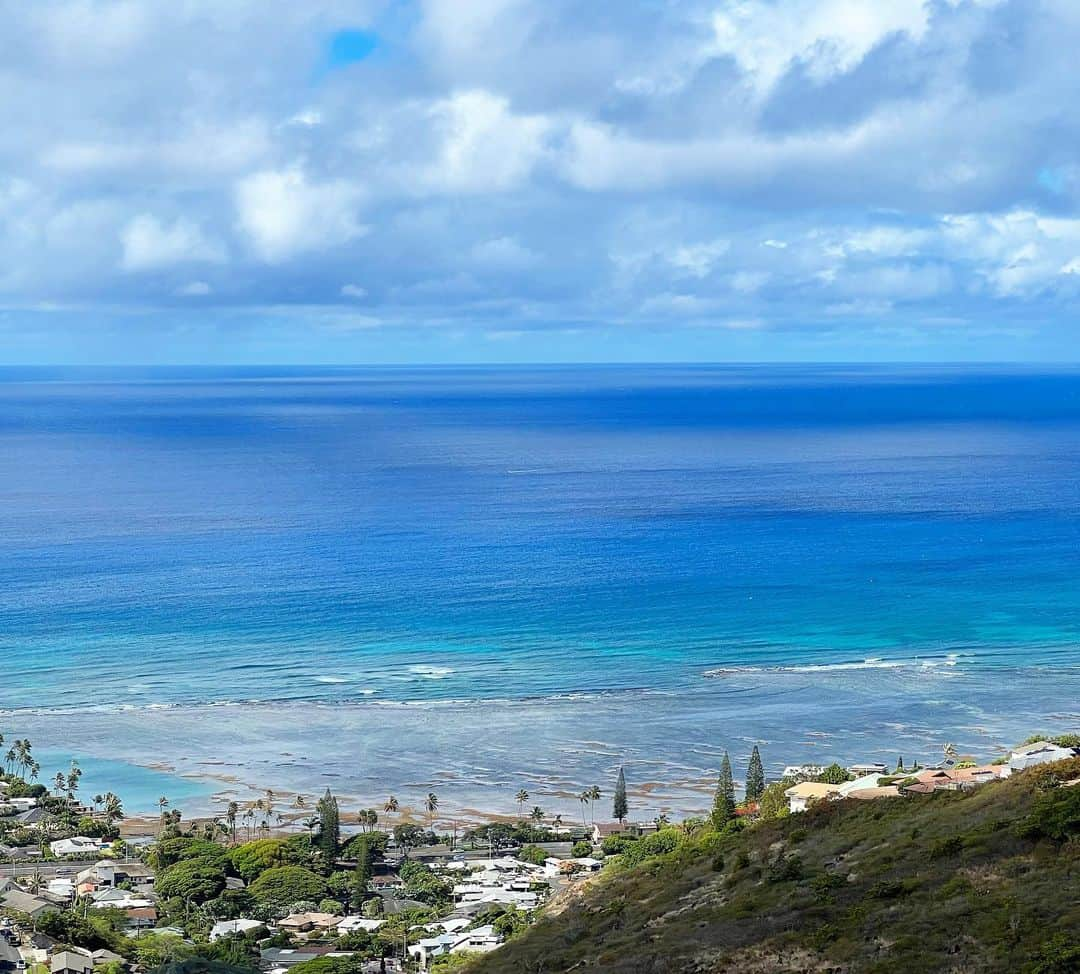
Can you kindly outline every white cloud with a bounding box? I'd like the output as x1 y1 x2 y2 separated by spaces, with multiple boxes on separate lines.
710 0 931 94
234 168 366 263
341 284 367 298
120 215 224 271
175 280 212 296
422 90 551 193
471 236 537 269
669 239 730 278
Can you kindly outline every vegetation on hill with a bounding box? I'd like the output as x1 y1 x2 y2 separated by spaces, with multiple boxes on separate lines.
467 760 1080 973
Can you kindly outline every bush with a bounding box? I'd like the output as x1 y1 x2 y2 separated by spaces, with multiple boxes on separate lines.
767 853 803 883
618 829 683 867
601 835 635 856
928 836 963 860
809 872 846 897
248 866 329 908
1016 786 1080 842
571 841 593 858
518 845 547 866
1028 934 1080 974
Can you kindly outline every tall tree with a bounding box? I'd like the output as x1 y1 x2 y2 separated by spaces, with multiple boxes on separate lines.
353 835 373 899
712 752 736 827
746 746 766 803
613 768 628 824
588 786 601 826
578 791 590 828
425 792 439 828
316 788 340 861
515 789 529 819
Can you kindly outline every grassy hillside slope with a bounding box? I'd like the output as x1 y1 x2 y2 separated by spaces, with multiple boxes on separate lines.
470 763 1080 973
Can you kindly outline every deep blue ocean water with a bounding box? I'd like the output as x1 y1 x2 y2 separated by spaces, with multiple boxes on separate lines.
2 365 1079 817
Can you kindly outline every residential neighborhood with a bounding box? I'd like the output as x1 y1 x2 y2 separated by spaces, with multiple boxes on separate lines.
3 731 1079 972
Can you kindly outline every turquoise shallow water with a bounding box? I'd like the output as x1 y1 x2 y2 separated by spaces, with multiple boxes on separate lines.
2 365 1079 816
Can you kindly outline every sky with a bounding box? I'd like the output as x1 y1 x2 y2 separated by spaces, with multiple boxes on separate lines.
2 0 1080 364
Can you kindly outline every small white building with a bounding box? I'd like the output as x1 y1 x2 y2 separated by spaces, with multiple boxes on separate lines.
337 916 386 934
1009 741 1076 771
49 837 103 857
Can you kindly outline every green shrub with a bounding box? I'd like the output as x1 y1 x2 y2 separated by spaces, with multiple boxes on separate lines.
929 836 963 860
571 841 593 858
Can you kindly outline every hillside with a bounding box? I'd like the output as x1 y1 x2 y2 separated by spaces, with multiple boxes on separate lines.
468 764 1080 973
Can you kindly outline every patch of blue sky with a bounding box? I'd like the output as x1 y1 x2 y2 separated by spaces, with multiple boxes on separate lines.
327 29 379 69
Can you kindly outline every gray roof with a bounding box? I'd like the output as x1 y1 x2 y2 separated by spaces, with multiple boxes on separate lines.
51 952 94 974
1 889 59 916
0 940 22 971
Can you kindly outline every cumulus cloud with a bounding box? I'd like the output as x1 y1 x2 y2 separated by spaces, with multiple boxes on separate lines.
0 0 1079 358
234 168 366 262
120 215 225 271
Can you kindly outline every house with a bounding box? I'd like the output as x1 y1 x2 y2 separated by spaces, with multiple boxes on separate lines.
49 837 102 858
450 924 500 955
336 917 385 935
0 798 38 814
784 782 840 814
88 950 126 968
782 765 824 779
76 861 155 891
122 907 158 932
1 890 60 920
260 949 323 971
89 888 154 910
275 913 341 935
210 919 266 941
50 953 94 974
849 763 889 776
1009 741 1076 771
0 940 22 974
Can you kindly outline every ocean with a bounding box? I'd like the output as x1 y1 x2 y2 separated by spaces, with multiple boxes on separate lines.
2 365 1079 819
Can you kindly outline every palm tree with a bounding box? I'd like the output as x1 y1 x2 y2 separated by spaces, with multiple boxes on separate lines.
384 796 399 822
303 815 320 838
578 790 590 828
103 793 124 828
530 806 544 834
294 794 308 810
226 802 239 844
53 772 65 796
515 789 529 820
425 792 439 828
588 786 601 826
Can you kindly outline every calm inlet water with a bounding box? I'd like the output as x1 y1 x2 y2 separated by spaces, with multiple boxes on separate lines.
2 366 1079 817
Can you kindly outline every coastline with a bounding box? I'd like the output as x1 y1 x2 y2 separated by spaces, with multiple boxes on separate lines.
10 661 1079 826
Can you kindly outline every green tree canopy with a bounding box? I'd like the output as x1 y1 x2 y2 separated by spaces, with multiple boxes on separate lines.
227 838 300 882
711 752 736 828
248 865 330 908
155 857 229 904
613 768 628 824
746 746 765 803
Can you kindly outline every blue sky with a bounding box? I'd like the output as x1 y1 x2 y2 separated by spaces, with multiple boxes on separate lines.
2 0 1080 364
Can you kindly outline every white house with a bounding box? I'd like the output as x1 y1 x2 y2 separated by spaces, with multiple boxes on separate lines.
784 782 840 814
337 917 386 935
210 919 266 941
1009 741 1076 771
49 837 103 857
450 925 500 955
782 765 824 779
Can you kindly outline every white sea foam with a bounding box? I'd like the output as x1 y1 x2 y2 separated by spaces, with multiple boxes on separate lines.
703 656 967 677
409 664 455 679
314 676 348 684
